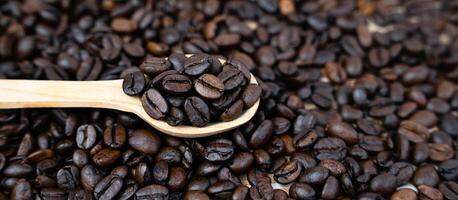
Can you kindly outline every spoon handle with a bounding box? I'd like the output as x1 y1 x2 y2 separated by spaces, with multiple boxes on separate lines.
0 79 138 112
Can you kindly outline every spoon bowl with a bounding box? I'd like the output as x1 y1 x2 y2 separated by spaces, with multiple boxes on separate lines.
0 58 259 138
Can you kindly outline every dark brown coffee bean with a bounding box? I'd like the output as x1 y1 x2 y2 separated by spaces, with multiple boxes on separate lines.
369 172 396 195
398 120 429 143
418 184 443 200
76 124 97 149
326 120 358 144
122 71 146 96
220 100 244 122
242 84 262 108
140 57 171 76
413 165 440 187
314 137 347 161
128 129 161 154
162 74 192 94
57 165 80 190
93 148 121 167
81 164 103 191
141 89 169 120
184 96 210 127
322 176 340 200
135 184 169 199
289 182 316 200
194 74 224 99
166 107 184 126
249 120 273 149
218 68 245 91
184 54 211 76
103 123 126 149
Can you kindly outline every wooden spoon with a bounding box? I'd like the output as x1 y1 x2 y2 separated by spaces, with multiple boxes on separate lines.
0 57 259 138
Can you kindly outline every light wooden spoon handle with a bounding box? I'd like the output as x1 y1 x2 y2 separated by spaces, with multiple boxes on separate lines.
0 79 138 112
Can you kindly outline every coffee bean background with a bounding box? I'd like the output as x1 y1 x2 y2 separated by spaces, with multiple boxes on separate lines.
1 0 458 199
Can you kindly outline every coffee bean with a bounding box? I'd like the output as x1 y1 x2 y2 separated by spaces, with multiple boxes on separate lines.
369 172 396 195
184 96 210 127
439 181 458 200
81 164 102 191
299 166 330 185
413 165 440 187
289 183 316 200
57 165 80 190
418 184 443 200
398 120 429 143
218 67 245 91
122 71 146 96
322 176 340 199
141 89 169 120
221 100 244 122
326 120 358 144
184 54 211 76
76 124 97 149
103 123 126 149
166 107 184 126
314 137 347 161
140 57 171 76
194 74 224 99
242 84 262 108
135 184 169 199
249 120 273 149
128 129 161 154
93 148 121 167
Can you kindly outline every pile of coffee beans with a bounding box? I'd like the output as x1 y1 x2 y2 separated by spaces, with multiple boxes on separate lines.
1 0 458 199
122 53 261 127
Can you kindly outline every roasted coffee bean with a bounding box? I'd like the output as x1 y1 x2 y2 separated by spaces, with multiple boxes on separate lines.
218 67 245 91
322 176 340 200
103 123 126 149
413 165 440 187
93 148 121 167
162 74 192 94
439 181 458 200
326 120 358 144
274 160 302 184
81 164 103 191
140 57 171 76
76 124 97 149
398 120 429 143
314 137 347 161
123 71 146 96
249 120 273 149
141 89 169 120
221 100 244 122
135 184 169 199
289 183 316 200
229 152 254 174
194 74 224 99
169 53 186 72
369 172 396 195
299 166 330 185
184 96 210 127
94 174 124 200
418 184 443 200
57 165 80 190
204 139 234 162
3 163 33 178
128 129 161 154
184 54 211 76
166 107 185 126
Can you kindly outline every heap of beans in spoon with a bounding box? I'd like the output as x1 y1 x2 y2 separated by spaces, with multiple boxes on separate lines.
123 53 261 127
